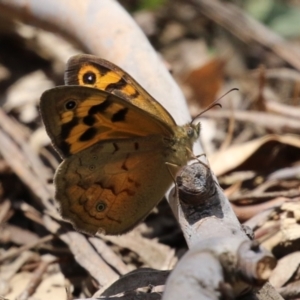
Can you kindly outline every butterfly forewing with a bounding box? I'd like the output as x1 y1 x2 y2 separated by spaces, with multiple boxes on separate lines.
40 86 173 158
65 54 176 126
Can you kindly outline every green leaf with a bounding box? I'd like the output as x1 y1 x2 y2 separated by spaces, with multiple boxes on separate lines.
269 8 300 37
138 0 166 10
243 0 274 22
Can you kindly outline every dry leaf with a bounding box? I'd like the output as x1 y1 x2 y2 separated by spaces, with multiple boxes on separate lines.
185 58 225 107
269 252 300 288
209 134 300 176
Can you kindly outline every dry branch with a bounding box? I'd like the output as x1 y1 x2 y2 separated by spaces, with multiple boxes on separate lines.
164 163 277 299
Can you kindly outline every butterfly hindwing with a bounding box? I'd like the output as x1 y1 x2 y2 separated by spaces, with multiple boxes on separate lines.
65 54 176 126
40 85 173 157
55 136 173 235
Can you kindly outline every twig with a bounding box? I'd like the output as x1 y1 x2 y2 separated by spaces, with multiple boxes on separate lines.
252 68 300 82
0 199 11 224
89 237 129 275
43 215 119 287
255 66 267 111
0 224 39 246
229 190 300 202
17 260 49 300
0 109 55 212
0 235 54 263
102 232 174 270
0 251 38 281
202 109 300 133
267 165 300 181
219 97 235 152
265 101 300 120
232 197 292 223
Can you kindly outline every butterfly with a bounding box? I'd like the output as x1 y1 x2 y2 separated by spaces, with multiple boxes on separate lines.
40 54 200 235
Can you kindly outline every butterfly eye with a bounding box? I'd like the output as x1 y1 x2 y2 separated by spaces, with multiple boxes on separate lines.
187 127 195 138
96 201 107 212
83 72 96 84
65 99 77 110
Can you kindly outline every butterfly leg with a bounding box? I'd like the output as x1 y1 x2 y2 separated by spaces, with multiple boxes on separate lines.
165 162 180 198
165 162 179 183
185 147 210 169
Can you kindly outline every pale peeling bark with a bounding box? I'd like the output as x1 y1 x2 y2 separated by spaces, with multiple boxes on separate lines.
165 163 278 300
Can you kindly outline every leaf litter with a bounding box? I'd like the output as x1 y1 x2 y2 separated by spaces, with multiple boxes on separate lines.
0 1 300 299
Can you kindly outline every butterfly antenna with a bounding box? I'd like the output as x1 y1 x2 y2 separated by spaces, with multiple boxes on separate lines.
191 88 239 124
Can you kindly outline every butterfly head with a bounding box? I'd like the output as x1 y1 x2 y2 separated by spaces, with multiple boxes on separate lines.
175 123 200 147
186 122 200 142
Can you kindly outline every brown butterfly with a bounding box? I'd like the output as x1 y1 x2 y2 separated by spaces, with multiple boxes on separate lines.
40 54 200 235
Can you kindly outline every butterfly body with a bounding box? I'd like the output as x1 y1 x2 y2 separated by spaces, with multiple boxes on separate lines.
40 55 200 235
